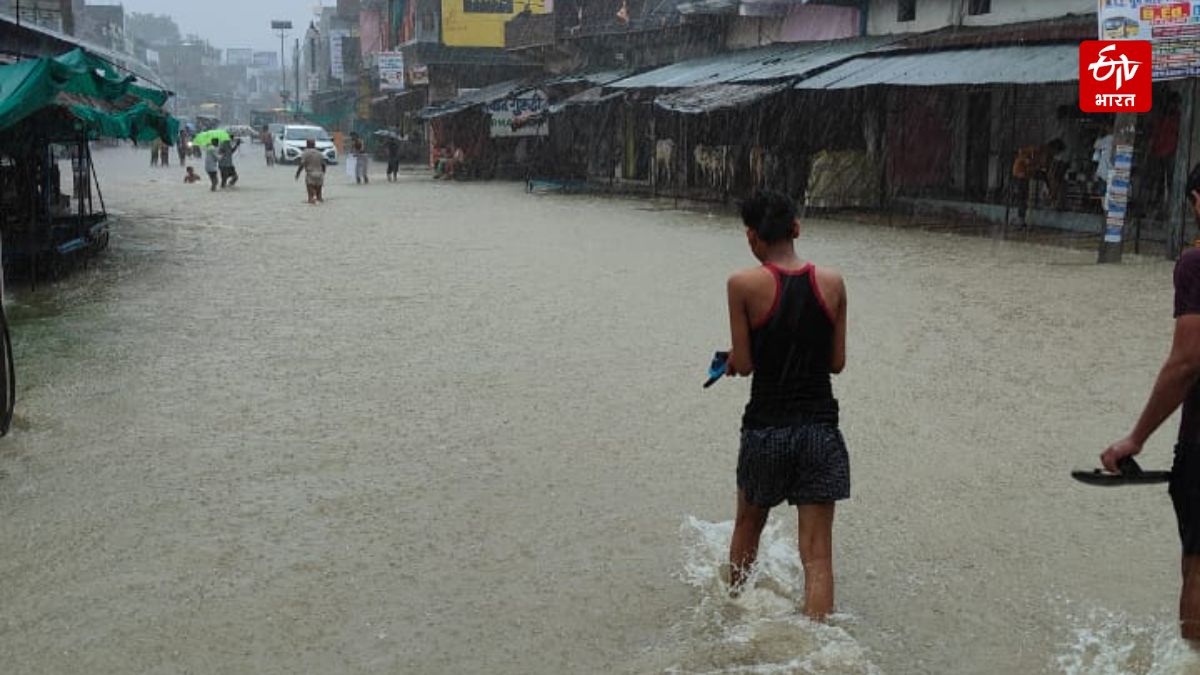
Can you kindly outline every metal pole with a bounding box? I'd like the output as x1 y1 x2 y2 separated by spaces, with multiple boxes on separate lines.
280 30 287 104
294 38 300 115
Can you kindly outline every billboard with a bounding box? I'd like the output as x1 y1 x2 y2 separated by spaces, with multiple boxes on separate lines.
253 51 279 67
379 52 406 91
441 0 549 47
1098 0 1200 79
226 48 254 66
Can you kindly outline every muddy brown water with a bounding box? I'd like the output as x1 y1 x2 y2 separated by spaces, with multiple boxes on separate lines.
0 147 1194 674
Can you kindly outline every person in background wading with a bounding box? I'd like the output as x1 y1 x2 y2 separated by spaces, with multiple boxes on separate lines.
261 125 275 167
351 132 369 184
204 138 220 192
386 136 401 182
295 138 327 205
218 138 241 188
723 191 849 621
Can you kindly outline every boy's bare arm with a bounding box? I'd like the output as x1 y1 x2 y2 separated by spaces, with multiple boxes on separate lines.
726 272 754 377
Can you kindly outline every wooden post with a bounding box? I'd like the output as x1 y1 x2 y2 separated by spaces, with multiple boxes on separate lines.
1098 112 1138 264
1168 79 1198 260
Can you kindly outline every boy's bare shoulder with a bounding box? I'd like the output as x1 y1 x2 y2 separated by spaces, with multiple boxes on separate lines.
727 266 772 292
813 265 845 287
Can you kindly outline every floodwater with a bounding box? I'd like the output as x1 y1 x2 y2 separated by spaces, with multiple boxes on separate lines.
0 146 1196 674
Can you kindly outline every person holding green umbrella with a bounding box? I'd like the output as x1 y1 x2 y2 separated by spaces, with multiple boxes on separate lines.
192 128 231 149
203 138 220 191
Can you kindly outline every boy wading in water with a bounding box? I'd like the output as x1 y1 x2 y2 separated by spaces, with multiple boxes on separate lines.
725 191 848 620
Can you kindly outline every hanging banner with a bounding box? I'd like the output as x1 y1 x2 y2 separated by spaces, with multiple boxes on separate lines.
379 52 406 91
487 89 549 137
1098 0 1200 79
330 30 349 81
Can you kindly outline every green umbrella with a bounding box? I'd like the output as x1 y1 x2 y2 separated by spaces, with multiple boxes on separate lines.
191 128 231 148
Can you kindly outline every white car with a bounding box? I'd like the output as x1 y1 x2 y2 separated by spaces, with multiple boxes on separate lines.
278 125 338 165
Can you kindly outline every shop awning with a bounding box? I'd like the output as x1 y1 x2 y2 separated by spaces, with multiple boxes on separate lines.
795 43 1079 89
416 79 531 120
548 86 626 113
608 44 793 89
540 70 631 87
654 82 789 113
608 36 896 90
0 48 176 144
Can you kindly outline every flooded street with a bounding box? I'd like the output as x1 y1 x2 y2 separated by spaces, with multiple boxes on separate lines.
0 147 1196 674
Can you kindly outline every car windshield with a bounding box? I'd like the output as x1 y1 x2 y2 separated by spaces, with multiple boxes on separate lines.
285 128 331 141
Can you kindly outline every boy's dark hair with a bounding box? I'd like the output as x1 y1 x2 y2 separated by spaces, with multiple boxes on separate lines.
739 191 796 243
1047 138 1066 153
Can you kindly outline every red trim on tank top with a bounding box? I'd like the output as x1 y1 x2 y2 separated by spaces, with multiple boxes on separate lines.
808 266 836 324
752 264 783 330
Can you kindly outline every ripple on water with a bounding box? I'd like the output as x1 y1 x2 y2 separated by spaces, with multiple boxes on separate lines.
666 517 883 675
1055 607 1200 675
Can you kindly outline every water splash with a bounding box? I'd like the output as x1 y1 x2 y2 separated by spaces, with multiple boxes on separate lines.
668 516 882 675
1055 608 1200 675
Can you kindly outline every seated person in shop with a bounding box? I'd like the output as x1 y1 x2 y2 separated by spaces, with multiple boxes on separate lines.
434 146 466 179
433 146 451 179
1011 138 1066 226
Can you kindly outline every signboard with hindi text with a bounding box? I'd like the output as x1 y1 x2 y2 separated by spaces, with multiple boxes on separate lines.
487 90 549 138
1099 0 1200 79
379 52 405 91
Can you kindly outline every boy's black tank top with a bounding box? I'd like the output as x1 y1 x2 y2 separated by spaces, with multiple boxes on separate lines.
742 263 839 429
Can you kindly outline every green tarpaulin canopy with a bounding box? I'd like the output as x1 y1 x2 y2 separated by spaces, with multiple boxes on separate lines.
0 48 177 145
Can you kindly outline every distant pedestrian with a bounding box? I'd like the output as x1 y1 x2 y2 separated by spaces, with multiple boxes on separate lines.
204 139 220 191
177 129 189 165
261 125 275 167
386 136 401 182
295 138 327 204
184 166 201 184
351 132 369 184
1010 138 1065 227
218 138 241 188
159 141 170 167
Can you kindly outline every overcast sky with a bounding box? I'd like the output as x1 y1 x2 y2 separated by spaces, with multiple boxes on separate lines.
115 0 334 53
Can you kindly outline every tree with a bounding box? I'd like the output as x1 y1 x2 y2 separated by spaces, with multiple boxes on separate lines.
126 12 182 47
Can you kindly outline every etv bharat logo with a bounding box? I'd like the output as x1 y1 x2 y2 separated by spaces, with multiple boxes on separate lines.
1080 40 1152 113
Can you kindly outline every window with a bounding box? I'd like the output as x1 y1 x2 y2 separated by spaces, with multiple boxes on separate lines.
968 0 990 15
898 0 916 23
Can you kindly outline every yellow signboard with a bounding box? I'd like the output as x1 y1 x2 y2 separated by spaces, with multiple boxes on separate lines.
441 0 548 48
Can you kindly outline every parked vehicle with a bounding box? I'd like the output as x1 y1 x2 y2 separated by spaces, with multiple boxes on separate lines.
277 125 338 165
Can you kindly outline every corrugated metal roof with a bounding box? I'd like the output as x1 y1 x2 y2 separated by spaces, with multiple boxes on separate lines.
549 86 626 112
728 36 902 82
654 82 789 113
417 80 532 119
608 44 794 89
796 44 1078 89
608 37 896 90
543 70 632 87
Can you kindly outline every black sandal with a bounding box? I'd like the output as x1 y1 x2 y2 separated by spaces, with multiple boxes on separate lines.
1071 457 1172 486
